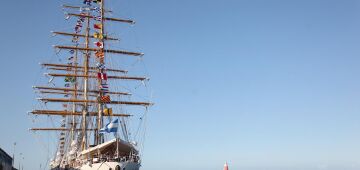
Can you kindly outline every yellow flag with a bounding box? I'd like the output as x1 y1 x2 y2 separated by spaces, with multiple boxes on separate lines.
93 32 103 39
104 108 113 115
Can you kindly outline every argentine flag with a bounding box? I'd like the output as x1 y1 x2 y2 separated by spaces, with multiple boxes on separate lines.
99 119 119 133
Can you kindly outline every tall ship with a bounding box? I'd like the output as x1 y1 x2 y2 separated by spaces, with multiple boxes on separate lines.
29 0 152 169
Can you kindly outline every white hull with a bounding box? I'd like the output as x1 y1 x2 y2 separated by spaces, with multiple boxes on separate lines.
80 161 140 170
51 161 140 170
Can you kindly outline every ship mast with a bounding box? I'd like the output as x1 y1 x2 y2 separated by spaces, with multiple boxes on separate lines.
81 9 91 151
69 35 78 160
96 0 106 146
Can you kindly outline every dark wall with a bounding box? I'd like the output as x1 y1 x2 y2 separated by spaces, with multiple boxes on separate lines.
0 148 12 168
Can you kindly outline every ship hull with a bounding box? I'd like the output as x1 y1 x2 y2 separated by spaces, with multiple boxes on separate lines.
51 161 140 170
80 161 140 170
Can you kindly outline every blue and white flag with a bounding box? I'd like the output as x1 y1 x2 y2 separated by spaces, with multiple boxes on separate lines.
99 119 119 133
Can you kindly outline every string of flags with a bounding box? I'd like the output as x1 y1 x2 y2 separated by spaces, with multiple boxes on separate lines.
58 118 66 155
63 11 87 97
90 1 111 105
64 0 111 106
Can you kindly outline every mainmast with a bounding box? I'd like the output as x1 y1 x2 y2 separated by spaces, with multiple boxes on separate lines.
96 0 106 146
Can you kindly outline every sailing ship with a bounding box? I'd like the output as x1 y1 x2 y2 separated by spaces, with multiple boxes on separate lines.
30 0 152 169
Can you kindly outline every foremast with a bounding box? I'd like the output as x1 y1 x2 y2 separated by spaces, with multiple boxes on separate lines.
81 6 90 152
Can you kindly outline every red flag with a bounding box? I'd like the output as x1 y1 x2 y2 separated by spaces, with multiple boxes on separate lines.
100 95 111 103
97 72 107 80
94 41 103 48
94 23 102 29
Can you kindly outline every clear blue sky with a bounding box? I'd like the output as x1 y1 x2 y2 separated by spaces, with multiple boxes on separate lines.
1 0 360 170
